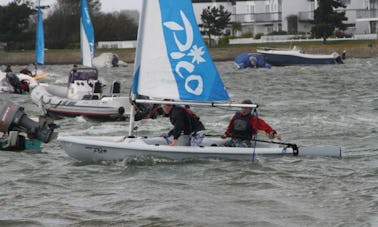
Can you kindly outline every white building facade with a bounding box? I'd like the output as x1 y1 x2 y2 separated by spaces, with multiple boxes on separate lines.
192 0 378 37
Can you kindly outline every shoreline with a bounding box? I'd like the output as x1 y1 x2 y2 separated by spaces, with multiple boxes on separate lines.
1 41 377 65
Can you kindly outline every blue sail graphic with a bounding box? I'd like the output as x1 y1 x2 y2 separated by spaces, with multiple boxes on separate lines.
80 0 94 66
35 0 44 65
159 0 229 101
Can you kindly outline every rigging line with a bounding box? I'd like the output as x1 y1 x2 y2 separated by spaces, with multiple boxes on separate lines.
251 108 258 162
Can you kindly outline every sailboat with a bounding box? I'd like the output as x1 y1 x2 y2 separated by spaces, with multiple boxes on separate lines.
30 0 130 121
32 0 48 80
0 0 44 94
58 0 341 162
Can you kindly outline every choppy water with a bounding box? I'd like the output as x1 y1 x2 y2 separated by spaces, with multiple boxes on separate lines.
1 58 378 226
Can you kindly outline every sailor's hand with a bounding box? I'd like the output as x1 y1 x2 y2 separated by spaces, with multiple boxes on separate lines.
221 133 228 139
170 139 178 146
268 131 281 140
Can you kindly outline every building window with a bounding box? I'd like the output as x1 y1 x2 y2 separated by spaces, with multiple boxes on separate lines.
337 0 351 5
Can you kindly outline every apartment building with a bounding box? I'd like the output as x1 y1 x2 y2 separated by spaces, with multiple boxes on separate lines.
192 0 378 37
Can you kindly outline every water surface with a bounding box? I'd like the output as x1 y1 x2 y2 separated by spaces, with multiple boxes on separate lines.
1 58 377 226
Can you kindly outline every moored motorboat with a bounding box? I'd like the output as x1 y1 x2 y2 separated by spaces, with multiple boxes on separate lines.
257 46 343 66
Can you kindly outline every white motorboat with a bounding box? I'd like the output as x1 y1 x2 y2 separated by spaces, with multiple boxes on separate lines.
31 0 130 121
31 67 130 121
58 0 341 162
257 46 343 66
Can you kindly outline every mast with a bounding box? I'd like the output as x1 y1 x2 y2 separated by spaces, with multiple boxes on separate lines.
128 0 148 136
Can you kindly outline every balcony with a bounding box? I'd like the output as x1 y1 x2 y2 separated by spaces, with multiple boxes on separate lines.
233 12 282 23
356 9 378 19
298 11 314 21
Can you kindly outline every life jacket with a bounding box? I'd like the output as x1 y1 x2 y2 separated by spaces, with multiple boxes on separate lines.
231 112 253 140
19 80 30 92
174 106 204 134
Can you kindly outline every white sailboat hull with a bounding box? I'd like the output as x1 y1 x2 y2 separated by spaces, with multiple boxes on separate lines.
59 135 341 162
0 72 39 93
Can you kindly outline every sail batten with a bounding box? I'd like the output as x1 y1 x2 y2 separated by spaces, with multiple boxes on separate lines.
134 0 229 102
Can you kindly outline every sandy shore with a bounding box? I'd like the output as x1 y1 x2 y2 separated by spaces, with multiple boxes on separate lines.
1 41 377 65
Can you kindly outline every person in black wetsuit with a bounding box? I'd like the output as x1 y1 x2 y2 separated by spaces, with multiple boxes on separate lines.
161 104 205 146
4 65 12 73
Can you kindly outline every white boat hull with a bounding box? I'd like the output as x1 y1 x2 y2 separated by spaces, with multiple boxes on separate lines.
59 135 341 162
257 47 343 66
31 84 130 121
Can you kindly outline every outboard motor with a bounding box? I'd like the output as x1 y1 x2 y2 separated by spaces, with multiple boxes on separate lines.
0 99 57 143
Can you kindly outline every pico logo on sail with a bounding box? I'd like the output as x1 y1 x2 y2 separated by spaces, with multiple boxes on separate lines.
159 0 229 102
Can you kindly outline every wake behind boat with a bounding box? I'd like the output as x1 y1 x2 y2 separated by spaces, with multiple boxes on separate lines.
257 46 343 66
58 0 341 162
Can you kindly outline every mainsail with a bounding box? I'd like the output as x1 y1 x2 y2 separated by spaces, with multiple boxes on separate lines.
80 0 94 67
132 0 229 102
35 0 44 65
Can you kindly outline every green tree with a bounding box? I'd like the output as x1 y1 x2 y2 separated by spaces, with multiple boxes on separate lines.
230 21 242 37
93 11 138 42
44 0 138 49
44 0 101 49
199 5 231 47
0 0 36 49
311 0 347 44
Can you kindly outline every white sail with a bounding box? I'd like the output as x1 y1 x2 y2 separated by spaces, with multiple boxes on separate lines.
80 0 94 67
132 0 229 102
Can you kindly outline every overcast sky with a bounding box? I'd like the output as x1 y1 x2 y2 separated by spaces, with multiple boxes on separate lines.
0 0 142 12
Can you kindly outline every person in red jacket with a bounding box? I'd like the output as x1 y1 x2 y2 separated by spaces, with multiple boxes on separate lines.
221 99 281 147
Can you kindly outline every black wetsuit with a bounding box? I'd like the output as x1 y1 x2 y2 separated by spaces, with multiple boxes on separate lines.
167 106 205 140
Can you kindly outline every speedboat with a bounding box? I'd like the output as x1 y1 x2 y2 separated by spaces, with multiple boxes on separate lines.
30 66 130 121
257 46 343 66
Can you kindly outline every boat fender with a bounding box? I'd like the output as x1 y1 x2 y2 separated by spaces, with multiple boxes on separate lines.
118 107 125 115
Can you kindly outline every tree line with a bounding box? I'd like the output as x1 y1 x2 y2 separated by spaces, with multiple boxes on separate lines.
0 0 138 50
0 0 347 51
